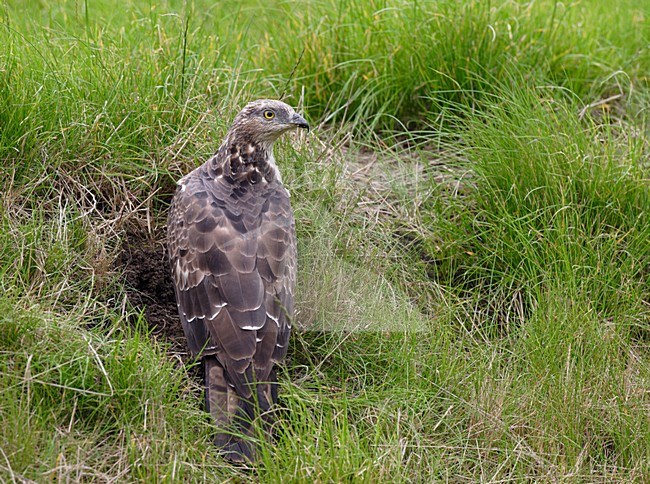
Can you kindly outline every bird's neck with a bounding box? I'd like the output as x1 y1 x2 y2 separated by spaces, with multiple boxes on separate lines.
209 135 281 186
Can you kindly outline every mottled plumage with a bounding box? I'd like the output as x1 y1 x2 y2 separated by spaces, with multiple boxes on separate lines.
167 99 308 461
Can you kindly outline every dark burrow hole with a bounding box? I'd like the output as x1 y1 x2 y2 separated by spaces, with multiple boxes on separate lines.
117 227 188 358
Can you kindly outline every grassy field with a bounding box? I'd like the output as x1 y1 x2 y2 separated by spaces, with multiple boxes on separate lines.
1 0 649 481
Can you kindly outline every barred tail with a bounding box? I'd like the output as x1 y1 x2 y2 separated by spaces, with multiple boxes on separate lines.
203 356 277 462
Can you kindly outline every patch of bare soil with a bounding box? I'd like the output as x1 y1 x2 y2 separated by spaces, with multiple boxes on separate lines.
339 142 474 223
118 229 188 356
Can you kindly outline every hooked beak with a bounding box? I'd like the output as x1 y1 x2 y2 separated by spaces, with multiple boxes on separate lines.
290 112 310 132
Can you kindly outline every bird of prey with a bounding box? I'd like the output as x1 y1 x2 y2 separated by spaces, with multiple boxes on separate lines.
167 99 308 461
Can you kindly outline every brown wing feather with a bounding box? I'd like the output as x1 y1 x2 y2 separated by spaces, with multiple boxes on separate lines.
167 165 294 401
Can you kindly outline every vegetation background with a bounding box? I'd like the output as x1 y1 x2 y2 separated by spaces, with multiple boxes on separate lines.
1 0 648 481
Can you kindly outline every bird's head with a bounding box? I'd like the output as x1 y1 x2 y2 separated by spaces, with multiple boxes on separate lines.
229 99 310 148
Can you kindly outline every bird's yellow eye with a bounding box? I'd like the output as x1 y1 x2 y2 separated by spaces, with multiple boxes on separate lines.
263 110 275 119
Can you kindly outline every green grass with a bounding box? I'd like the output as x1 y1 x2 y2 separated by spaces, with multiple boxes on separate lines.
1 0 649 481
